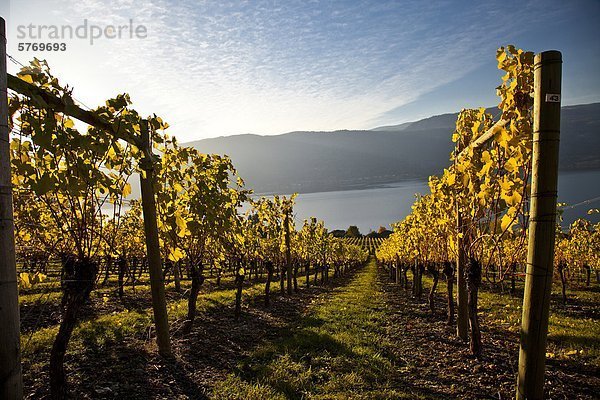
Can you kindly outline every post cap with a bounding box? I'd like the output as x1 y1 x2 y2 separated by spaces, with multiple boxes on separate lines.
535 50 562 66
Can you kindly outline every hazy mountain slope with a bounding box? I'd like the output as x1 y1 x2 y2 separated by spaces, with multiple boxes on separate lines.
370 122 413 131
185 103 600 194
557 103 600 170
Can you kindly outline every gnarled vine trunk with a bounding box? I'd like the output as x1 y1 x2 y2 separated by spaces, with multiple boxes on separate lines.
117 256 128 299
413 262 423 299
467 257 482 358
185 262 204 332
558 262 567 305
305 262 310 288
293 262 299 292
265 260 274 307
50 255 98 400
234 266 244 321
584 264 591 287
443 261 454 325
279 264 285 293
428 263 439 314
510 262 517 296
101 255 112 286
173 261 181 293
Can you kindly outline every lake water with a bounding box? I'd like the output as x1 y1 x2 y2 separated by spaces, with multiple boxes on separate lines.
291 170 600 233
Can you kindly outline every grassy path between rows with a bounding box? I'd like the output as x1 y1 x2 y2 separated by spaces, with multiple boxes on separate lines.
211 257 600 400
212 257 412 399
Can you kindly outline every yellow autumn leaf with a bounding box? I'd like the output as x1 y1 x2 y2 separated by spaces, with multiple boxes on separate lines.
495 127 511 150
501 214 514 232
106 146 117 160
168 247 185 262
479 161 492 177
481 151 492 164
499 175 513 192
19 272 32 289
503 190 522 206
448 237 456 253
446 172 456 186
32 272 46 285
10 139 21 151
504 157 518 173
19 74 34 84
497 50 507 65
122 183 132 197
175 213 188 237
173 182 184 192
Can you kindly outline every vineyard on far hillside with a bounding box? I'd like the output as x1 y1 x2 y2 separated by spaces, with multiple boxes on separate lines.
344 236 384 254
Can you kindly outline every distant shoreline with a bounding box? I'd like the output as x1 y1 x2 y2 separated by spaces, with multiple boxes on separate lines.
249 167 600 198
249 177 431 197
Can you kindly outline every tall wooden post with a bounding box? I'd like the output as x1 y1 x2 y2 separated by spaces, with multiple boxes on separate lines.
456 207 468 341
516 50 562 400
0 17 24 400
139 121 172 357
284 201 292 295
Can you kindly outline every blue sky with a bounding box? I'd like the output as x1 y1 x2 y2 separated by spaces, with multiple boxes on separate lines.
3 0 599 141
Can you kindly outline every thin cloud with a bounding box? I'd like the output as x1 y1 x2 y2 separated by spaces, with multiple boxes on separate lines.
6 0 593 140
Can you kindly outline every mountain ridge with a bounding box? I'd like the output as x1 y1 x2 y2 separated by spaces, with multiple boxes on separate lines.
184 103 600 194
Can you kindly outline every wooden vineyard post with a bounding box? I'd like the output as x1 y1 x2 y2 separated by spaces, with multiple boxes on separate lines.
456 206 468 341
139 121 172 357
516 50 562 400
0 17 23 400
284 201 293 295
